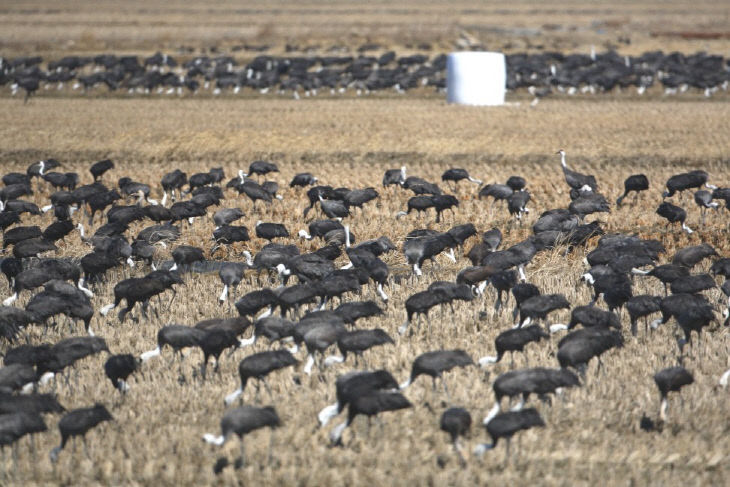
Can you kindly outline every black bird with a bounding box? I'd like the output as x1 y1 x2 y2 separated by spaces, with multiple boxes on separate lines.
506 176 526 192
50 404 113 462
656 202 692 233
638 264 689 294
398 289 447 335
224 350 298 405
557 150 597 191
104 354 140 393
25 281 95 335
100 273 181 323
161 169 187 203
203 405 281 467
12 77 40 103
248 160 279 177
399 350 473 399
329 391 411 446
317 195 349 219
0 412 47 448
484 367 580 423
13 237 58 259
478 325 549 367
290 172 318 187
318 370 400 427
566 305 621 330
89 159 114 181
213 207 244 228
334 300 384 325
442 168 482 186
474 408 545 459
507 191 531 221
171 245 205 271
670 274 716 295
568 193 609 220
239 316 297 348
324 329 394 368
344 188 379 211
710 258 730 278
616 174 649 206
403 232 458 276
198 328 241 379
383 166 406 187
3 225 42 249
672 243 717 269
0 363 38 393
212 225 250 253
0 391 65 415
694 190 719 224
663 170 715 198
140 324 205 364
654 367 693 421
590 272 632 312
517 294 570 328
218 262 246 306
255 221 290 241
478 184 513 204
440 407 472 466
626 295 662 336
556 327 623 374
235 288 279 318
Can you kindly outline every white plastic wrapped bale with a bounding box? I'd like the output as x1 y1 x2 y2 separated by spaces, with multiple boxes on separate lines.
447 52 506 106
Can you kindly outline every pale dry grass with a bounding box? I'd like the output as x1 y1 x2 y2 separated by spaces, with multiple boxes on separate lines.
2 0 730 58
1 97 729 162
0 98 729 485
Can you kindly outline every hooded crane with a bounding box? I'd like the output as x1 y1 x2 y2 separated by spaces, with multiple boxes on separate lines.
25 279 95 335
403 233 457 276
656 202 692 234
672 243 717 269
616 174 649 206
255 221 290 241
0 410 47 450
89 159 114 181
626 295 662 336
318 370 400 427
140 324 206 364
329 390 412 446
218 262 246 307
323 329 394 368
517 294 570 329
693 190 719 224
50 404 113 462
440 407 472 467
399 350 473 400
224 350 298 405
663 170 716 198
654 366 693 422
556 327 623 375
474 408 545 460
478 325 549 367
203 405 281 468
442 168 482 186
383 166 406 187
557 150 597 192
290 172 318 187
104 354 140 393
483 367 580 424
100 271 183 323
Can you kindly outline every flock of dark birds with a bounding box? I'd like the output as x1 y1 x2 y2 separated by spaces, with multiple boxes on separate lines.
3 47 729 102
0 149 729 476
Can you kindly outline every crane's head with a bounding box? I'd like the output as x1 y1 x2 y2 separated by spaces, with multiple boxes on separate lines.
556 149 565 156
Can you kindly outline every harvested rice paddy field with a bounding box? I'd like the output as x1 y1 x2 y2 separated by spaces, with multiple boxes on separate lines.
1 1 729 485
